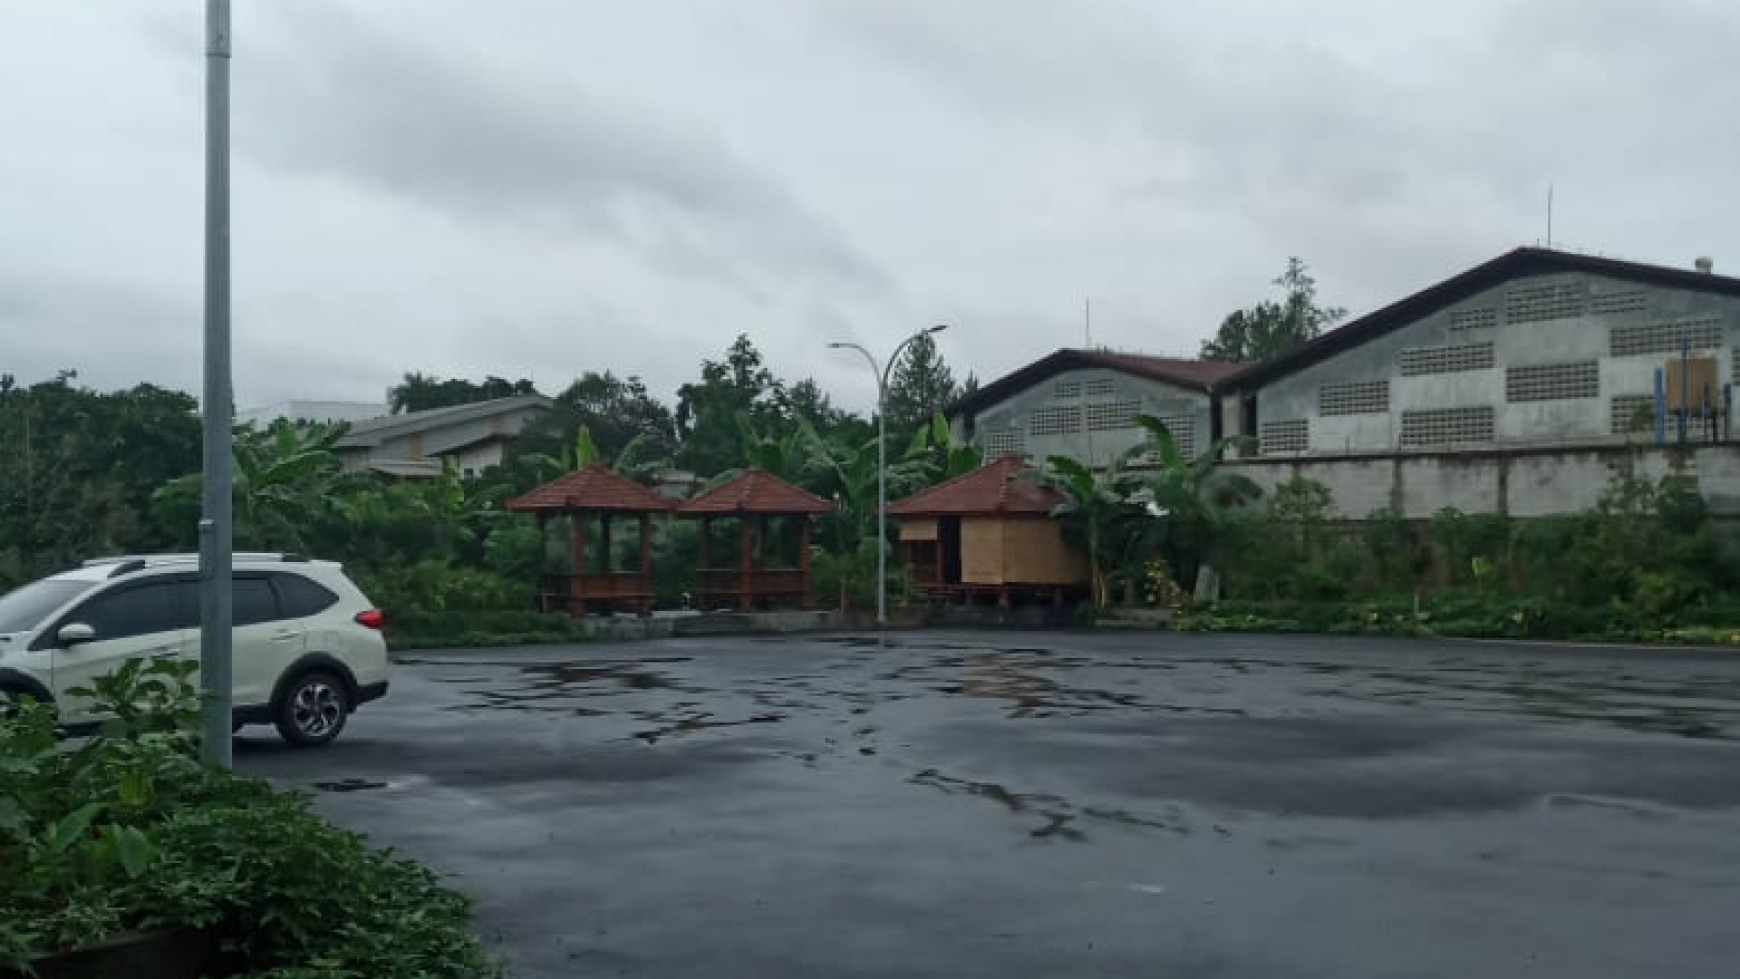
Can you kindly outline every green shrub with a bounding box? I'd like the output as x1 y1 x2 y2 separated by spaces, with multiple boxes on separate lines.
388 610 594 649
0 660 496 978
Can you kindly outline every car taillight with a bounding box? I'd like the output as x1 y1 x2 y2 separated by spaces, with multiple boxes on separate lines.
354 609 385 630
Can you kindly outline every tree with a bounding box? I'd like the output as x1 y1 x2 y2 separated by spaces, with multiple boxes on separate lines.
154 420 346 552
1027 455 1142 610
885 333 961 435
0 378 201 583
388 372 537 414
511 371 677 481
1199 257 1346 363
675 335 784 476
1125 415 1261 588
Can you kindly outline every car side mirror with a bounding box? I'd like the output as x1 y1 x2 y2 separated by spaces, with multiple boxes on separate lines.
57 622 96 646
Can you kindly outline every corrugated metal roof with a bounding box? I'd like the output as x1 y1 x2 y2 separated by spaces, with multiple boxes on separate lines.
336 394 552 448
950 349 1235 420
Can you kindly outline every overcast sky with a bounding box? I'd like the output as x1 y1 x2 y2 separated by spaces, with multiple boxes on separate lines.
2 0 1736 413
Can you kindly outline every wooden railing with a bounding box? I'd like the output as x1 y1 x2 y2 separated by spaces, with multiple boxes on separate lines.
537 573 653 612
697 568 806 595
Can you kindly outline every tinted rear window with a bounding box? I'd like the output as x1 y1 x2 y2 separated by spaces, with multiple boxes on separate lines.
272 573 339 618
233 577 279 627
72 582 184 641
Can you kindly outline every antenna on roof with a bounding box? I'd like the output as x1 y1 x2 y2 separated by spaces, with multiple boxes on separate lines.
1084 297 1092 349
1545 182 1554 247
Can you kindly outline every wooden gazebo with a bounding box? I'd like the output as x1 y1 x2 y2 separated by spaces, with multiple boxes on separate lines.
886 456 1087 606
506 464 674 616
674 468 834 611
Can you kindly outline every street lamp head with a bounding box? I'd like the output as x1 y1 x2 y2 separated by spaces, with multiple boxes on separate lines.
926 324 949 335
826 342 849 349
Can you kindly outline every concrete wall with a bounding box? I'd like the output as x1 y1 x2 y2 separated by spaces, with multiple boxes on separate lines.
960 366 1213 468
1236 271 1740 455
1221 444 1740 519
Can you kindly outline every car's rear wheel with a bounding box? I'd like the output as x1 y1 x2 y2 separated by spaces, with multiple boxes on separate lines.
274 670 350 747
0 685 46 718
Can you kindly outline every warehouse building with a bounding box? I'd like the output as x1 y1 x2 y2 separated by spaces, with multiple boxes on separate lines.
947 349 1237 469
953 247 1740 518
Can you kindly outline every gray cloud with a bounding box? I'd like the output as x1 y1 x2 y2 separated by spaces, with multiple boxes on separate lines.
4 0 1736 413
236 2 890 297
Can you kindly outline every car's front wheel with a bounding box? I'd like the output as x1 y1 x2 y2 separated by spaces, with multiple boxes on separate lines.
275 670 350 747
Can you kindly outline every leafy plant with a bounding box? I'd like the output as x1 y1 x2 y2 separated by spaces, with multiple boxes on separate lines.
0 660 496 978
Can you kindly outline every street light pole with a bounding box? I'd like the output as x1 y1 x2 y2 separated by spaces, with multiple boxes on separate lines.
828 325 948 628
199 0 235 768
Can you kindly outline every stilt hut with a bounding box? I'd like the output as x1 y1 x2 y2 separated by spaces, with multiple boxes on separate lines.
886 456 1088 606
674 468 833 610
506 464 674 615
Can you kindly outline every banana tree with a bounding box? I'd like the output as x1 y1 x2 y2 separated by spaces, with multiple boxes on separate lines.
1026 453 1144 610
153 420 345 551
1127 414 1262 587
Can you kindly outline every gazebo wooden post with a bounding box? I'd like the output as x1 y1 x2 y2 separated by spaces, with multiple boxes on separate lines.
638 514 653 616
600 514 613 575
799 518 813 608
534 512 550 612
933 527 944 589
570 512 587 617
699 518 712 607
738 517 753 612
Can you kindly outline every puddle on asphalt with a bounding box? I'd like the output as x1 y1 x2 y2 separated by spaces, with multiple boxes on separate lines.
441 658 704 713
314 777 390 793
630 712 784 744
1331 666 1740 740
907 768 1200 842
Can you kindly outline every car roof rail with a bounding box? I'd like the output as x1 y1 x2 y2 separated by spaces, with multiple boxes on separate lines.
82 552 307 570
108 558 149 579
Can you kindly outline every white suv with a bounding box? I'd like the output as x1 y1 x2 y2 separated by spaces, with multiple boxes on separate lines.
0 553 388 746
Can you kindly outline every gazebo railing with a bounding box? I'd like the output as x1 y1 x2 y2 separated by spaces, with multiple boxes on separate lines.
538 572 654 612
696 568 806 600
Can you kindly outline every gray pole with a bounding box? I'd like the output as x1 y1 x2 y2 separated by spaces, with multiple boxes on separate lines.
828 325 948 631
875 373 888 627
199 0 234 768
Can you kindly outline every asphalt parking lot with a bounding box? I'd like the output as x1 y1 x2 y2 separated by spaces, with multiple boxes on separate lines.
238 631 1740 979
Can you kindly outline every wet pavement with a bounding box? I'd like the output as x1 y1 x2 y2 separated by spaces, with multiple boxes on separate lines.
237 631 1740 978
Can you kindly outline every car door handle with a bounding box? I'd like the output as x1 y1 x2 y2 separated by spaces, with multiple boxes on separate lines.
269 631 302 643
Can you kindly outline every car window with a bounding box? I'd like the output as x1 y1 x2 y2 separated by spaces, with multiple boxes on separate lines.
0 579 91 634
272 573 338 618
234 576 280 627
68 581 183 642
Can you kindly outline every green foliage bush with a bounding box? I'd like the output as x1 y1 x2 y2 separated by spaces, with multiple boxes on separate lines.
0 660 496 978
389 610 593 649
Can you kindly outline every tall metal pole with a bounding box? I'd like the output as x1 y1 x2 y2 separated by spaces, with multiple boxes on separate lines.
828 325 948 631
199 0 235 768
874 376 888 627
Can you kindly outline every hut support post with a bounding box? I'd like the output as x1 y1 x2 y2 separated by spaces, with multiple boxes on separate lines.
799 518 812 608
739 518 753 612
639 514 653 616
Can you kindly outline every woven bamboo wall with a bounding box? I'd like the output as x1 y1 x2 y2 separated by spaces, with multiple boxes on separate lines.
958 517 1087 585
1000 518 1088 585
960 518 1005 584
898 518 938 541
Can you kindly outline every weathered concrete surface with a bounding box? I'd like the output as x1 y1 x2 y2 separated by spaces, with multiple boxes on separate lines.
239 632 1740 979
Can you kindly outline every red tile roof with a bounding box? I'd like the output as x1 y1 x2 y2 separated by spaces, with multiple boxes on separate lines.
885 456 1063 517
506 463 674 513
674 468 835 516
